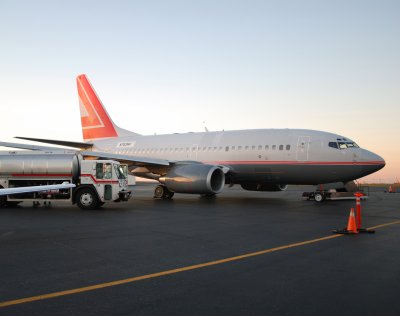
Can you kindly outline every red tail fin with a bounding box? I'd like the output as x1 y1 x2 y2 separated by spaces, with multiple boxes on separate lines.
77 74 118 141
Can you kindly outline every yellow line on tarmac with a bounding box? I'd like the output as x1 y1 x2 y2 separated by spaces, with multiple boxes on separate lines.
1 220 399 308
368 220 400 230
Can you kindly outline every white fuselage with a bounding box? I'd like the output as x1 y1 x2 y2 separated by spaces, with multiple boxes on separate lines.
90 129 385 185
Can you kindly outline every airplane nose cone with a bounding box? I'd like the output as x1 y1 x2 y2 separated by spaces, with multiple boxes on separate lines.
361 149 385 174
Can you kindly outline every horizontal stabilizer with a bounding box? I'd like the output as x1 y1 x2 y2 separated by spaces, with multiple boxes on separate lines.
15 137 93 149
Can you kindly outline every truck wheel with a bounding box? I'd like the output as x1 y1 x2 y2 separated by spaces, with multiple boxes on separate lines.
314 192 325 203
76 188 100 210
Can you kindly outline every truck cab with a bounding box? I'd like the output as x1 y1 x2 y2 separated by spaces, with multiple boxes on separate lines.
76 160 131 209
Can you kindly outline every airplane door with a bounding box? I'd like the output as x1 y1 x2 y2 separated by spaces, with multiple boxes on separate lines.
296 136 310 161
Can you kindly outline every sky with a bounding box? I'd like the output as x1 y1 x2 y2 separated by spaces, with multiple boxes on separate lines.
0 0 399 182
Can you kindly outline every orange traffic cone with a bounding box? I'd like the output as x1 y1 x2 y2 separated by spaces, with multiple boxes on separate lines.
333 208 359 235
346 208 358 234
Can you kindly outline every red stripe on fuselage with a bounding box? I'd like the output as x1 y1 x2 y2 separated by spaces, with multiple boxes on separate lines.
204 161 384 166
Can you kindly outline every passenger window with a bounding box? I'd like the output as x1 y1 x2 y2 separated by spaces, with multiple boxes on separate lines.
225 146 229 152
258 145 262 150
286 145 290 150
265 145 269 150
252 145 256 150
272 145 276 150
238 146 242 150
279 145 283 150
245 146 249 150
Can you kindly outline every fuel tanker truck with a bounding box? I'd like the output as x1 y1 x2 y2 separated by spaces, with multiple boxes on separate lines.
0 151 131 210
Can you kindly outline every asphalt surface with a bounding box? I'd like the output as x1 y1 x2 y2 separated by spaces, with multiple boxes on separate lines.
0 184 399 315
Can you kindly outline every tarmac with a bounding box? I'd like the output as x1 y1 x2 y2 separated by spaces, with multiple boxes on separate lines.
0 184 399 315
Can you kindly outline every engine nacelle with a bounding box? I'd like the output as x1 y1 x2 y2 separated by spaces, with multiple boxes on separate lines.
240 183 288 192
159 164 225 194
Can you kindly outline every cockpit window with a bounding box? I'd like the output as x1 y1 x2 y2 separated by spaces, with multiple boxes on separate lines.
330 141 360 150
338 142 359 149
329 142 338 149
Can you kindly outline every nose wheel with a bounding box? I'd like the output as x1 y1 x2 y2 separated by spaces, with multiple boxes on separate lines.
154 185 174 199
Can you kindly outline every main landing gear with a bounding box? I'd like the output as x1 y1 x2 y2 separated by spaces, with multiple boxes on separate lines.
154 185 175 200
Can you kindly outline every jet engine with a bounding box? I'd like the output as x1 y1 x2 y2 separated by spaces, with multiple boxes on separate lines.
159 164 225 194
240 183 288 192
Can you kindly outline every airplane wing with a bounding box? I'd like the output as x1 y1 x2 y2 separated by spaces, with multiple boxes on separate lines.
80 151 171 167
0 141 171 167
0 141 67 151
15 137 93 149
0 183 76 196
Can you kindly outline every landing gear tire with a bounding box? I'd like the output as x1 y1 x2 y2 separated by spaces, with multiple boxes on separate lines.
154 185 174 200
76 188 100 210
314 193 325 203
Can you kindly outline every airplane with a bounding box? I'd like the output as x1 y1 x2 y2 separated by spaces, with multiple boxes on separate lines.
0 183 75 196
0 74 385 200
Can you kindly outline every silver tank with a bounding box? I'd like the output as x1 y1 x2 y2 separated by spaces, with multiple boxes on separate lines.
0 152 80 179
